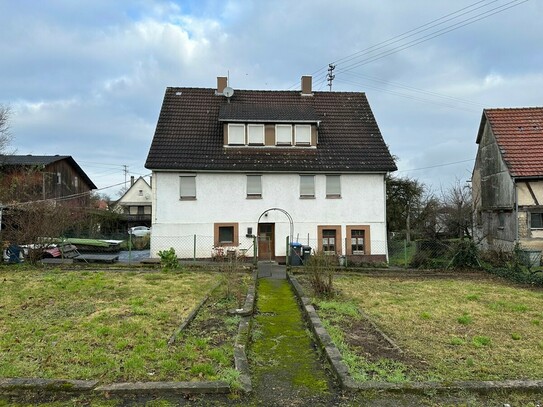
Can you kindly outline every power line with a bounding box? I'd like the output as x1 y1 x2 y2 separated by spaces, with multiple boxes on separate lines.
397 159 475 173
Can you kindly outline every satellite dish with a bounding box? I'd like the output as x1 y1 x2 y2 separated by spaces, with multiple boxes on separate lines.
223 86 235 98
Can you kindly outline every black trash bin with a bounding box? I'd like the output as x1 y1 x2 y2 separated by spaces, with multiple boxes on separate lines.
290 242 303 266
7 245 22 263
302 245 312 264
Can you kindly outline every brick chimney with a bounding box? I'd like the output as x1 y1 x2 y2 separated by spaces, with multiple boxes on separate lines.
301 75 313 96
217 76 228 94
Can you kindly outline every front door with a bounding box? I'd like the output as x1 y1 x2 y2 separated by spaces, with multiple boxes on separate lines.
258 223 275 260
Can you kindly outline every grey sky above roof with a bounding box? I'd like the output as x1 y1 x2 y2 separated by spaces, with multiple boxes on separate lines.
0 1 541 195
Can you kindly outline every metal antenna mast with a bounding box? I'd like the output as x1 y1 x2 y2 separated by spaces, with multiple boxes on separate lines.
327 64 336 91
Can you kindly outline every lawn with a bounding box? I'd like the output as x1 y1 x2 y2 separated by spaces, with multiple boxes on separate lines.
306 272 543 382
0 267 246 383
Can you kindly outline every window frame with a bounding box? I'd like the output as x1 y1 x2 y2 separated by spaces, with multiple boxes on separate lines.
247 124 265 145
346 225 371 255
275 124 293 145
299 175 315 198
179 174 196 200
228 123 246 145
326 175 341 198
294 125 311 145
246 174 262 198
317 225 342 255
530 212 543 230
214 223 239 247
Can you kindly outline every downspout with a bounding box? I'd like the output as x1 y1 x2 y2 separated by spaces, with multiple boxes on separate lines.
513 177 519 244
384 174 389 262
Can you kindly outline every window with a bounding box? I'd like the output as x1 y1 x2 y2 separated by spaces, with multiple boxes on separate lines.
138 189 143 196
295 125 311 145
74 176 78 188
351 230 365 254
214 223 239 246
247 124 264 145
179 175 196 199
300 175 315 198
228 124 245 145
247 175 262 198
326 175 341 198
322 229 336 253
276 124 292 145
137 206 145 215
531 213 543 229
57 172 61 185
318 225 342 254
498 212 505 229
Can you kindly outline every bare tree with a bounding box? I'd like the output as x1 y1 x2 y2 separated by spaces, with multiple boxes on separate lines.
440 180 473 238
0 104 13 155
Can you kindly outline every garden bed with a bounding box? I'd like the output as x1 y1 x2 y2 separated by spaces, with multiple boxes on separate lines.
0 267 250 385
297 271 543 383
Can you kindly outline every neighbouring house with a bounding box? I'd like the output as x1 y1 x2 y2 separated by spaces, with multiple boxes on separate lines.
472 107 543 252
113 175 152 229
145 76 397 262
0 154 96 206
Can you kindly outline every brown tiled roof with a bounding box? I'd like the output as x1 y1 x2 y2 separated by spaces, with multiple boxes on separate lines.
145 87 397 173
478 107 543 178
219 104 318 122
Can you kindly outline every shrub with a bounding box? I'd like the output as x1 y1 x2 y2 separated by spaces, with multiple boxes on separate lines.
157 247 179 270
304 251 337 298
449 239 480 269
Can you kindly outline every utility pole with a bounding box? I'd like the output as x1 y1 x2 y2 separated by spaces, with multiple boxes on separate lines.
327 64 336 91
123 165 129 190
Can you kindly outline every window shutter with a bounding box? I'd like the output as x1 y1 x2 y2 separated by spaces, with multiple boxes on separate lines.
180 176 196 198
228 124 245 145
276 125 292 145
247 124 264 144
300 175 315 197
326 175 341 197
247 175 262 196
295 125 311 144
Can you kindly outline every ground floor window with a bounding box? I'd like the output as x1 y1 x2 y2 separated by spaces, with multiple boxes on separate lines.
317 225 342 254
346 225 371 255
214 223 239 246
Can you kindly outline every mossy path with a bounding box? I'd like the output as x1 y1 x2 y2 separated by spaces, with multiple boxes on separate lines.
249 276 334 405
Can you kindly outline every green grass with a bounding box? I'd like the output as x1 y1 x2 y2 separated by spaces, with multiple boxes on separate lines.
328 273 543 381
0 268 236 382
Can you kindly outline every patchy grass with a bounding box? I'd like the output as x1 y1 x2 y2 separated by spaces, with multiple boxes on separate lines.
0 268 243 383
327 273 543 381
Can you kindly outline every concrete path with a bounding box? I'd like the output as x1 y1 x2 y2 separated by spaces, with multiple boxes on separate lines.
247 262 337 405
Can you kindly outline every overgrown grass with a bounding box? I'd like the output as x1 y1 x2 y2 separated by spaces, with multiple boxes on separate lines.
0 268 228 382
331 273 543 381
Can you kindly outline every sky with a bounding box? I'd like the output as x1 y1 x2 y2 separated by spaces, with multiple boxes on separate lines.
0 0 541 198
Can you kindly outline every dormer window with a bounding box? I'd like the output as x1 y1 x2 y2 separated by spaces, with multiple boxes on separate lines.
276 124 292 145
228 124 245 145
295 125 311 145
247 124 265 145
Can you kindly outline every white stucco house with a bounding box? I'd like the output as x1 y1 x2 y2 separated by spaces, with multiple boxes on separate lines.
113 176 152 228
145 76 397 263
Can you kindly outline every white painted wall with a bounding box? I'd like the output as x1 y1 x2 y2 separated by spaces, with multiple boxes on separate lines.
150 171 388 258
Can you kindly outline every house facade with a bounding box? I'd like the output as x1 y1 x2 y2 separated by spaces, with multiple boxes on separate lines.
113 176 152 228
472 107 543 251
145 76 397 262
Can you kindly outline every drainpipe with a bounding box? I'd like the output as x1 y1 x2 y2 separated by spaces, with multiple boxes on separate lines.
514 177 519 244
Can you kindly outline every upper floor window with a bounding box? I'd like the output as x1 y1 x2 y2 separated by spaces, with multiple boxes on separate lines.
300 175 315 198
247 124 265 145
295 125 311 145
326 175 341 198
74 176 78 188
531 213 543 229
56 172 62 185
247 175 262 198
228 124 245 145
276 124 292 145
179 175 196 199
138 189 143 196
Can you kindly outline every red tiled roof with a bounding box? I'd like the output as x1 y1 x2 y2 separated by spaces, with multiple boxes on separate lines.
478 107 543 178
145 88 397 173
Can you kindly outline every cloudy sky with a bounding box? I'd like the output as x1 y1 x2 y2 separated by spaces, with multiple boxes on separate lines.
1 0 541 197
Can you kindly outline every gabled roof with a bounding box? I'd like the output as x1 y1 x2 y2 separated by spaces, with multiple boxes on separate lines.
477 107 543 178
0 154 97 189
145 87 397 173
116 176 151 204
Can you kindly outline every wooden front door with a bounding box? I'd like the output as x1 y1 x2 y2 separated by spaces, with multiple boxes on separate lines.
258 223 275 260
